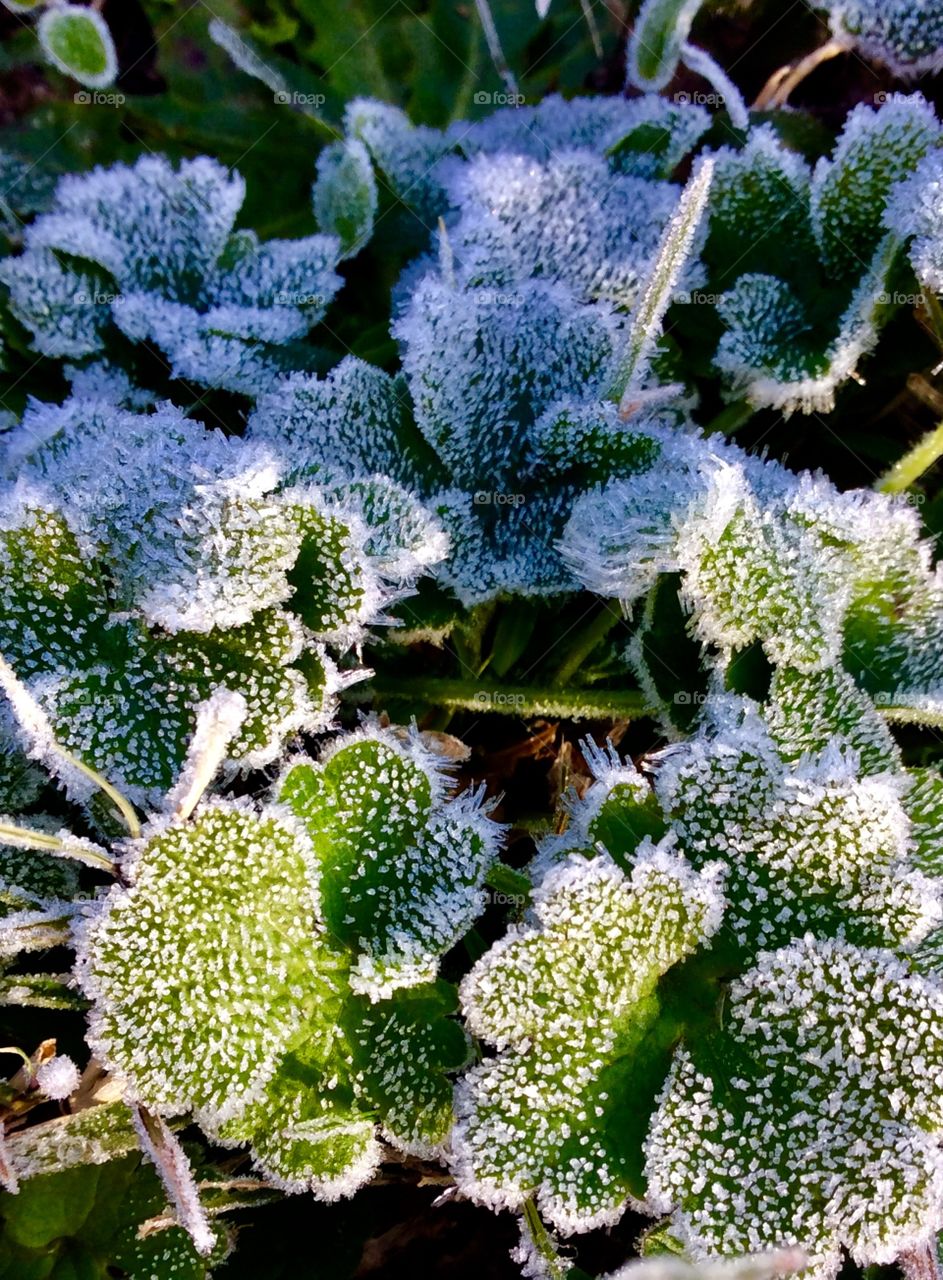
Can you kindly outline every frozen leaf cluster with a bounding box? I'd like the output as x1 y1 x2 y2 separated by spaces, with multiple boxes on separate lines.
647 938 943 1276
563 434 943 727
0 154 343 394
702 98 941 413
76 723 499 1195
251 93 717 604
0 392 446 805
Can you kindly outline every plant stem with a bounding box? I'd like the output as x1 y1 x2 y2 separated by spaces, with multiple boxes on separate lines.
356 677 651 721
705 399 755 436
549 605 624 689
0 822 117 874
875 417 943 493
522 1199 567 1280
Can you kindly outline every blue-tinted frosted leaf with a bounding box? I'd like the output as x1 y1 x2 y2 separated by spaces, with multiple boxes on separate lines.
626 0 707 91
313 139 378 257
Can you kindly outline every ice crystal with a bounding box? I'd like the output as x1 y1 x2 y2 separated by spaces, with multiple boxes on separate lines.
0 155 343 394
34 1054 80 1101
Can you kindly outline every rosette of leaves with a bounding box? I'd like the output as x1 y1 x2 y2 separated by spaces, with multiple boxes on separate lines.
554 675 941 962
0 393 446 807
697 97 942 414
0 153 343 395
0 683 501 1248
255 128 717 607
75 720 500 1200
563 439 943 732
457 659 943 1267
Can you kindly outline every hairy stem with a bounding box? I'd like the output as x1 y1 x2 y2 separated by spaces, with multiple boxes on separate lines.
0 822 117 874
876 418 943 493
358 676 651 721
473 0 519 97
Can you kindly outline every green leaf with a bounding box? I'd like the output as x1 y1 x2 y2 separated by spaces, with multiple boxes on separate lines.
78 803 340 1122
279 728 500 998
626 0 708 91
453 849 723 1232
37 6 117 91
647 937 943 1275
313 139 378 257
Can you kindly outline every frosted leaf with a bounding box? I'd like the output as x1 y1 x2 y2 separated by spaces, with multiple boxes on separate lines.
5 396 312 633
675 464 851 671
76 801 337 1125
885 150 943 293
841 491 943 717
558 430 714 603
705 128 815 285
0 824 81 912
810 93 940 282
0 247 107 359
0 492 109 681
344 99 451 222
604 97 711 181
654 700 941 954
765 666 901 775
37 5 117 90
0 711 44 813
246 357 431 488
536 739 666 877
904 768 943 880
627 0 707 90
439 150 679 305
452 850 724 1233
529 400 663 486
6 1102 140 1180
715 231 898 416
817 0 943 76
346 980 470 1154
313 138 378 257
646 937 943 1278
0 154 343 391
324 476 450 583
0 401 435 802
24 156 243 293
279 726 501 999
430 484 582 605
208 1023 382 1198
35 1054 81 1101
40 610 331 806
454 94 705 170
395 276 617 490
